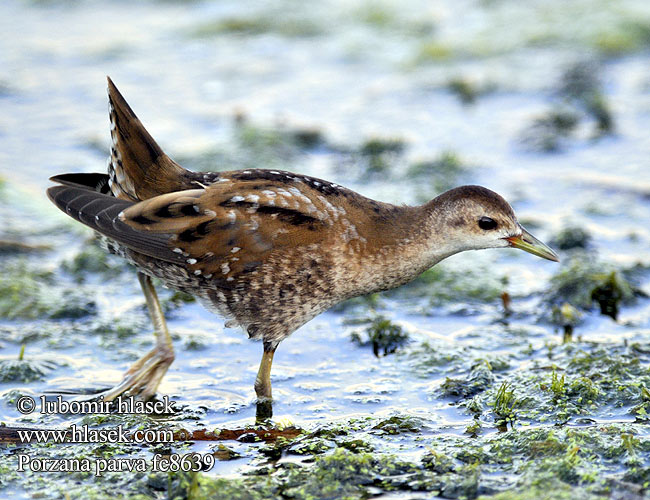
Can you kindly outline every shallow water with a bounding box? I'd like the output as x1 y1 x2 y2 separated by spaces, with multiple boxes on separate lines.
1 0 650 498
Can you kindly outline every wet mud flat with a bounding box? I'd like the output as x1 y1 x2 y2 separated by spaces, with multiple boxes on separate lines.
1 0 650 498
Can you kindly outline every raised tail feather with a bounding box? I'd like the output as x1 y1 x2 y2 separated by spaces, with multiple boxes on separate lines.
47 183 183 265
49 173 111 193
107 77 196 201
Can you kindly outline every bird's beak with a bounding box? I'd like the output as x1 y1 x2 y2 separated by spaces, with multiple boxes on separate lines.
505 226 559 262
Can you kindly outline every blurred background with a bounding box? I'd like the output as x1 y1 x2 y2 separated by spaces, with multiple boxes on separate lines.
1 1 650 499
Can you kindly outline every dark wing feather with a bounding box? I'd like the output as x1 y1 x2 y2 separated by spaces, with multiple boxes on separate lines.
49 173 111 193
46 185 184 265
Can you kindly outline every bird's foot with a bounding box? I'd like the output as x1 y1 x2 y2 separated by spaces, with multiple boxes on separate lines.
99 345 175 402
255 397 273 422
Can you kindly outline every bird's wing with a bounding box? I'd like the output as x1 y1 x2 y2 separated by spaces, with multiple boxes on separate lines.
119 178 337 281
47 184 184 264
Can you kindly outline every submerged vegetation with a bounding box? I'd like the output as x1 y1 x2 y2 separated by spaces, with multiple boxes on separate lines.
2 0 650 498
520 61 614 152
350 316 410 357
546 255 646 320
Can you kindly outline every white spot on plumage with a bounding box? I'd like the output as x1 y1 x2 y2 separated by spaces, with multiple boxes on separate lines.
221 263 230 274
289 188 315 207
204 209 216 217
187 258 197 264
204 273 213 279
261 190 276 197
227 210 236 222
173 248 183 254
231 247 241 253
246 194 260 203
230 195 245 203
115 169 125 183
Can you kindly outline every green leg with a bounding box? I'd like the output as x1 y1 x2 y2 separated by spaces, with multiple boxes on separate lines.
102 272 175 401
255 341 277 421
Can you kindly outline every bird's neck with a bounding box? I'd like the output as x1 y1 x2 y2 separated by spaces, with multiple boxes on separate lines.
353 202 464 294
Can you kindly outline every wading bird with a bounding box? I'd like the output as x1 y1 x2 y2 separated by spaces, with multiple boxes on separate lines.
47 78 559 418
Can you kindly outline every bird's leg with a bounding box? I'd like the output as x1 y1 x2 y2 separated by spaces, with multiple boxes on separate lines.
101 272 175 402
255 341 277 421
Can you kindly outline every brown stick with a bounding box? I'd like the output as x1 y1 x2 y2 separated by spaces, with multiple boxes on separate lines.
0 425 301 445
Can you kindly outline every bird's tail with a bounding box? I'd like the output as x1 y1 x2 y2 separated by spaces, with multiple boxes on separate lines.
107 77 195 202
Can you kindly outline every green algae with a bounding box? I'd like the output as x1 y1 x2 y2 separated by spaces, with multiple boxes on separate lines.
405 341 465 377
350 316 409 357
62 239 129 282
407 150 470 198
352 136 407 180
551 226 593 251
371 415 422 435
447 77 495 105
176 120 327 173
0 260 96 320
545 255 645 321
2 407 649 499
352 3 434 35
190 15 323 38
519 107 580 152
492 381 519 427
460 342 650 427
591 20 650 56
393 261 505 306
559 61 614 134
440 361 494 399
359 137 405 156
415 41 455 62
520 61 615 152
1 4 649 500
0 357 55 383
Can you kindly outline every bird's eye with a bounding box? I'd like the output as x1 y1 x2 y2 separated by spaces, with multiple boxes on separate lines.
478 216 498 230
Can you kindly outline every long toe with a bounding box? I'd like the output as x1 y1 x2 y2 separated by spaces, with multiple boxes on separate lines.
100 345 175 402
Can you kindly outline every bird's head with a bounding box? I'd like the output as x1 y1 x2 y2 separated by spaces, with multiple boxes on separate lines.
428 185 559 262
